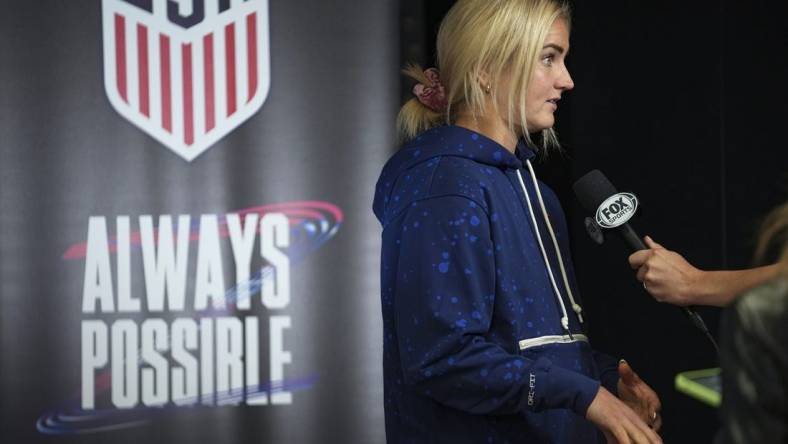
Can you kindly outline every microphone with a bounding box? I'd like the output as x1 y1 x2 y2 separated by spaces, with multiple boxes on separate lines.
572 169 718 352
572 169 644 251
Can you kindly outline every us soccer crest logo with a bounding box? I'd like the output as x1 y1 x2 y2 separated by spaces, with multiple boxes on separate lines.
102 0 270 161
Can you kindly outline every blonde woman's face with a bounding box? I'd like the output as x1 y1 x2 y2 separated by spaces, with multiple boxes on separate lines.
523 18 574 133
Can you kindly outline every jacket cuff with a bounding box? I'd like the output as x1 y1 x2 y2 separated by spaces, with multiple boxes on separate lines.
599 366 620 397
592 351 621 397
530 357 601 417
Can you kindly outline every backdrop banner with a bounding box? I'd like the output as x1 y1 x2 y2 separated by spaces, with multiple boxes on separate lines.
0 1 395 443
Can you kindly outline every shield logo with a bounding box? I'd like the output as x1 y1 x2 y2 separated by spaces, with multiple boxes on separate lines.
102 0 270 161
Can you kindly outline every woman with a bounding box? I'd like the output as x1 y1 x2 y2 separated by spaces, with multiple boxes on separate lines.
373 1 662 442
717 202 788 443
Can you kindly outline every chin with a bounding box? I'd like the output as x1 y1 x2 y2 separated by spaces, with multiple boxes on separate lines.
536 117 555 131
525 115 554 134
528 123 553 134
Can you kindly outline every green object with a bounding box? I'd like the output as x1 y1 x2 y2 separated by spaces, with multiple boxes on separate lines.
675 367 721 407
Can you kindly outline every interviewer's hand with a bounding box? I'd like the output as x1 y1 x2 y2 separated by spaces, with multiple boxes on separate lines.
628 236 702 306
617 360 662 432
586 386 663 444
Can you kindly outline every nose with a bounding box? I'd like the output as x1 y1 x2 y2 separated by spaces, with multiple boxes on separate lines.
557 65 574 91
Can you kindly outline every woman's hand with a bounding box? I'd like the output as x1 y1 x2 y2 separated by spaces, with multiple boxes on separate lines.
586 386 663 444
628 236 702 306
617 360 662 432
628 236 780 307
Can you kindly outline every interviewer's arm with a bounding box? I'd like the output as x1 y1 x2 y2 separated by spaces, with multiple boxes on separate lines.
628 236 779 307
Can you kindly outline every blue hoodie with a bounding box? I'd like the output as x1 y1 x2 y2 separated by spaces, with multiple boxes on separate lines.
373 125 620 443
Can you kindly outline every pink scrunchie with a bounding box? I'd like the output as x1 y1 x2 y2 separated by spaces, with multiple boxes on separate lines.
413 68 448 112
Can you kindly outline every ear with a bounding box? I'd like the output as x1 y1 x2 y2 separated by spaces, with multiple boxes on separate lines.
477 69 491 91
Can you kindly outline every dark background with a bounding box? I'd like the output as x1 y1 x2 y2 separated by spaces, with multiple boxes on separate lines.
401 1 787 442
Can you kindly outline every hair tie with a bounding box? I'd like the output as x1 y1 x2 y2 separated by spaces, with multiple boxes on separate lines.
413 68 448 112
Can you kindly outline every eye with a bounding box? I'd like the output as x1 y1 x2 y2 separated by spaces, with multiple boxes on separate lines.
541 53 555 67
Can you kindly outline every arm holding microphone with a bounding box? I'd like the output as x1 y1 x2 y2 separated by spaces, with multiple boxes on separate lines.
572 169 715 343
628 236 780 307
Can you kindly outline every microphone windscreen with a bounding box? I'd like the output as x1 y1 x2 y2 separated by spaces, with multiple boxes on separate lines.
573 169 618 214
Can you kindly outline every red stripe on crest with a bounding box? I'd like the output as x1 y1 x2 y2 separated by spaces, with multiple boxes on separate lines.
225 23 237 116
160 34 172 133
114 14 127 102
246 13 258 103
204 33 215 132
182 43 194 146
137 24 150 117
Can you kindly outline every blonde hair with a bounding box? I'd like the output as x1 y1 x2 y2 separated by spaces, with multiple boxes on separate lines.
397 0 572 150
754 200 788 271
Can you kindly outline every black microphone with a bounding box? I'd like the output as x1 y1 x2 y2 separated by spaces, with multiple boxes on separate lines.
573 169 644 252
572 169 718 352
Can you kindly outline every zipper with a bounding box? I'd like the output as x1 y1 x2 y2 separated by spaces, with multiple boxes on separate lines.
518 334 589 351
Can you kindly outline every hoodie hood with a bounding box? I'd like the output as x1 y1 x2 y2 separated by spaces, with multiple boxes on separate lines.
373 125 536 223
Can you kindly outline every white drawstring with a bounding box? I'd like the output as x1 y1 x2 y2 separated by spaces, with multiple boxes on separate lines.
525 160 584 324
515 169 571 333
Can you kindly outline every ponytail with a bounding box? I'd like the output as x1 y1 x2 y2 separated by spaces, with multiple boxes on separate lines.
396 64 448 142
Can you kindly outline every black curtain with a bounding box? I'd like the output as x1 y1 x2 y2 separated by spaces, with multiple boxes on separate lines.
404 1 788 442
